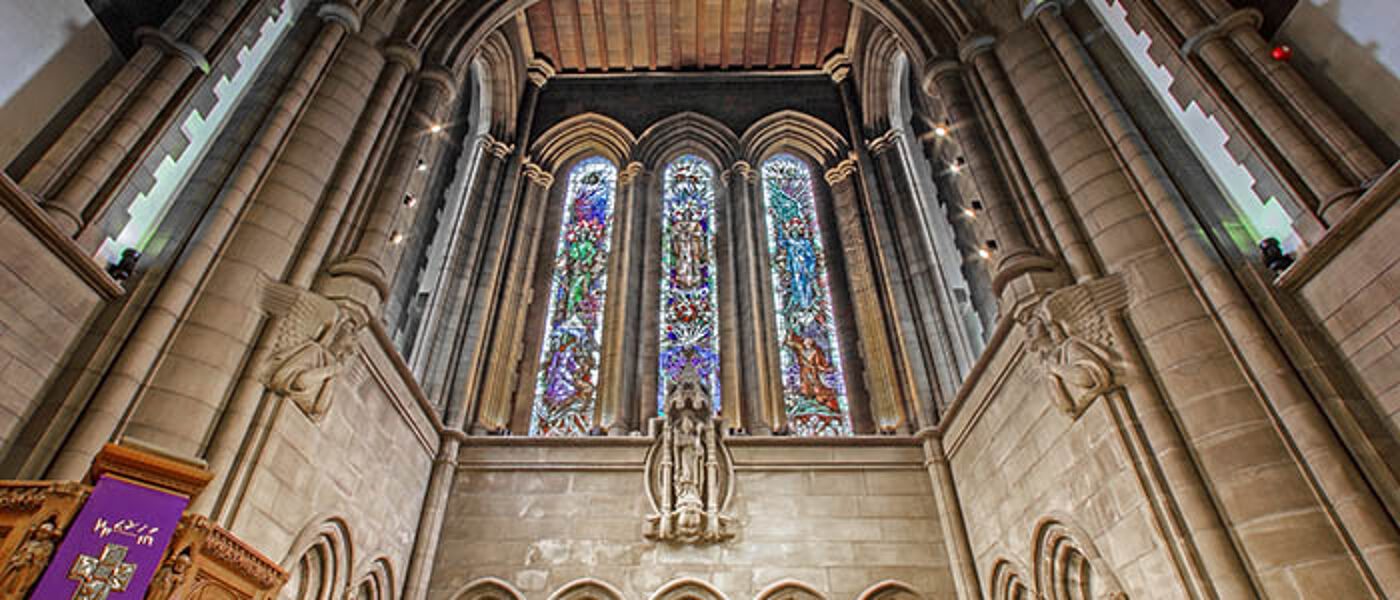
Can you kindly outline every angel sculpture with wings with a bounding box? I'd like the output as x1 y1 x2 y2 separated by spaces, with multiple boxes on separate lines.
260 282 366 420
1018 276 1129 418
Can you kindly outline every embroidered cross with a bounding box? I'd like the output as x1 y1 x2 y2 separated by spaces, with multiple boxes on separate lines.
68 543 137 600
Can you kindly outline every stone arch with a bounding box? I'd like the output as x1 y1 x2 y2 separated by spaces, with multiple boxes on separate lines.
649 577 729 600
471 28 523 141
531 113 638 173
740 111 850 170
988 558 1033 600
755 578 827 600
635 112 741 173
1031 516 1128 600
279 516 355 600
351 556 395 600
549 577 627 600
855 580 923 600
452 577 528 600
857 24 908 133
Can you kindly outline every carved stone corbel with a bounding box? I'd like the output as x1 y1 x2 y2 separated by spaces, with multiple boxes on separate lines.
1013 275 1130 418
644 365 736 544
258 281 368 421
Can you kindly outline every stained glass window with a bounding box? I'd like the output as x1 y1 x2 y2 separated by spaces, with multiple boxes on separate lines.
659 155 720 414
761 154 852 436
530 157 618 436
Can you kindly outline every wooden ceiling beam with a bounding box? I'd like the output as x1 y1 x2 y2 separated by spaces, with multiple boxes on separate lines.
594 0 610 71
622 0 635 70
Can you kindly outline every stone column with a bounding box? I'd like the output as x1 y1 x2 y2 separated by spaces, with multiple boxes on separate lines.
824 160 905 433
35 0 264 236
922 60 1059 301
728 162 774 434
466 62 551 433
48 5 364 480
918 429 981 600
962 36 1098 282
714 164 743 429
598 162 645 434
322 65 459 314
1033 3 1400 595
826 54 913 433
193 42 416 517
1137 0 1383 225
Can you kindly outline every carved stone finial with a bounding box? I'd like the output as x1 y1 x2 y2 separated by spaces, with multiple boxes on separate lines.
1013 275 1130 418
644 364 736 544
258 281 368 421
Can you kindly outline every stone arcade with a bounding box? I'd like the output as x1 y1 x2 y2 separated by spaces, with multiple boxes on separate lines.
1 0 1399 598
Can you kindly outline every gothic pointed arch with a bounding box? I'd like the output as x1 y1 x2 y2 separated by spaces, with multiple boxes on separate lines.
531 113 637 173
451 577 528 600
857 24 908 134
351 556 395 600
634 112 741 171
280 516 356 600
549 577 626 600
1031 516 1129 600
471 28 524 141
754 579 827 600
740 111 849 168
855 580 922 600
649 577 728 600
989 558 1033 600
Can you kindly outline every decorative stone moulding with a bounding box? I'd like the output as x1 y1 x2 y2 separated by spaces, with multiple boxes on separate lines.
259 280 369 421
1012 275 1130 419
643 365 736 543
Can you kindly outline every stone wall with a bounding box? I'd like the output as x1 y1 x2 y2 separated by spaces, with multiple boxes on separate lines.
227 330 439 589
427 439 954 600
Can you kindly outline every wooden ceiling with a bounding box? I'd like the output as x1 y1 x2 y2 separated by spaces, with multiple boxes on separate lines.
522 0 854 74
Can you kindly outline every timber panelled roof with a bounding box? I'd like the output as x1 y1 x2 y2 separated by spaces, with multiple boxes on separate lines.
523 0 853 73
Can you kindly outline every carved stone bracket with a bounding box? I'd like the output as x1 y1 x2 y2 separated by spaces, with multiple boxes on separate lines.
1012 275 1130 419
258 281 369 421
643 365 736 544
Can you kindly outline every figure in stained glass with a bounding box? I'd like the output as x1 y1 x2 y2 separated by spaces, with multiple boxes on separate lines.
659 155 721 414
531 157 618 436
762 154 851 436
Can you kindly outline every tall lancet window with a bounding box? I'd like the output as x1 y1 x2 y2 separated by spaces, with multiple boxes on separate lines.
761 154 852 436
530 157 619 436
659 155 720 414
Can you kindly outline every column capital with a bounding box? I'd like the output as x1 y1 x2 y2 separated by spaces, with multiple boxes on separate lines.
484 134 515 159
135 26 211 73
523 161 555 188
528 58 557 87
957 34 997 63
822 53 853 84
382 42 423 72
617 161 645 185
1180 8 1262 56
419 65 460 101
867 129 901 156
726 160 755 182
1021 0 1067 20
316 1 362 34
921 59 964 100
824 157 859 185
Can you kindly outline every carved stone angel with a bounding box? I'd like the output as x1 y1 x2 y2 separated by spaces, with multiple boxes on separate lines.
1015 276 1130 418
147 550 192 600
644 364 735 544
259 281 367 420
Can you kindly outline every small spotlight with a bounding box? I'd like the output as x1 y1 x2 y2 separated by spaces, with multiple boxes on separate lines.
949 162 962 175
390 231 405 245
977 247 991 260
933 123 949 137
429 123 444 134
404 193 417 207
416 159 428 172
963 207 977 219
1270 44 1293 62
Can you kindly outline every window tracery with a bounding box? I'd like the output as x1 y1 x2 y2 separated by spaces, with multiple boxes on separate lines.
760 154 852 436
530 156 619 436
658 155 721 415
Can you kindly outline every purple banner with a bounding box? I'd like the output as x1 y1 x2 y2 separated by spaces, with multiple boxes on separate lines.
31 475 188 599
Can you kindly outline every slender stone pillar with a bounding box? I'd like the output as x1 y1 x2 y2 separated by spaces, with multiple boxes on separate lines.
37 0 262 235
728 162 775 434
713 164 743 429
922 60 1059 298
322 65 459 314
598 162 645 433
193 43 416 517
48 6 363 480
1138 0 1384 224
962 36 1099 282
825 160 905 433
1034 3 1400 595
918 429 982 600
